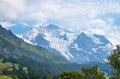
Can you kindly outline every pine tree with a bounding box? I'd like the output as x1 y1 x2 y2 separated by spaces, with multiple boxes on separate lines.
82 65 106 79
58 70 85 79
108 45 120 79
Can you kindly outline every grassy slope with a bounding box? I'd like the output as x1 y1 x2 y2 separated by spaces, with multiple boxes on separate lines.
0 76 13 79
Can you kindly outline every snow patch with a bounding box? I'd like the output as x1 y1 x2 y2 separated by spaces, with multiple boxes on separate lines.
86 32 103 44
73 43 83 51
92 48 97 52
44 29 74 60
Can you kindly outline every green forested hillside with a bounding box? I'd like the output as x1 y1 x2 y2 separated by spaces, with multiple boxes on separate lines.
0 25 67 64
0 25 68 78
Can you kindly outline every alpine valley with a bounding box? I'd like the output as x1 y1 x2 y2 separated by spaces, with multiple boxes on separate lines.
20 24 113 64
0 24 112 78
0 25 68 78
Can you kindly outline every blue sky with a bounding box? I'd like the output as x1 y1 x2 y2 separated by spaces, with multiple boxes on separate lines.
0 0 120 45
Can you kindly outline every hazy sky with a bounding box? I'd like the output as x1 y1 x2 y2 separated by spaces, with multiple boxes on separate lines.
0 0 120 45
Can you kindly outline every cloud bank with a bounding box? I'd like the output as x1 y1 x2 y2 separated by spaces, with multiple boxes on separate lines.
0 0 26 20
0 0 120 45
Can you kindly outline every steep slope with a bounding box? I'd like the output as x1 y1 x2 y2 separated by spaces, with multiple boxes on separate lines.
20 24 113 63
21 24 75 59
69 32 113 63
0 25 67 64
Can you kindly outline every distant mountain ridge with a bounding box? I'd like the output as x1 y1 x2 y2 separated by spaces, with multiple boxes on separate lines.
20 24 113 64
0 25 67 64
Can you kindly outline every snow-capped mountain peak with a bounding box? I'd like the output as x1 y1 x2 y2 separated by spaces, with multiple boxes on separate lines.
20 24 113 64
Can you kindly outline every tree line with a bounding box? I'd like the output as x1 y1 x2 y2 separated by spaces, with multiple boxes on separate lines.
0 45 120 79
58 45 120 79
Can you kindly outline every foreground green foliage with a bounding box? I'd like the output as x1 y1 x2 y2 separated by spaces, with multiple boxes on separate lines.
82 65 106 79
58 70 85 79
57 65 106 79
0 76 13 79
108 45 120 79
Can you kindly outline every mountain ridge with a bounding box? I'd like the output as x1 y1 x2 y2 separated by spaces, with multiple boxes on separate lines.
0 25 68 64
20 24 113 63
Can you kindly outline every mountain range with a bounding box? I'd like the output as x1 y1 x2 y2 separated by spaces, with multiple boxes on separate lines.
20 24 113 64
0 24 111 77
0 24 68 63
0 25 72 76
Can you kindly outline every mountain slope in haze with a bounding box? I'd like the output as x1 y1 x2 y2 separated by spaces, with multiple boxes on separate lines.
21 24 113 64
0 25 68 64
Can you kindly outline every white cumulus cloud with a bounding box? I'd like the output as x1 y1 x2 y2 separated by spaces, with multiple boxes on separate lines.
0 21 16 28
0 0 26 20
